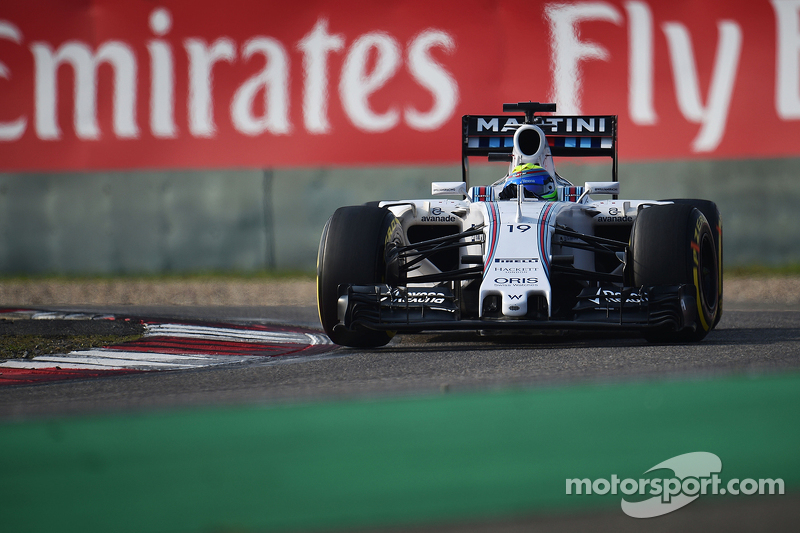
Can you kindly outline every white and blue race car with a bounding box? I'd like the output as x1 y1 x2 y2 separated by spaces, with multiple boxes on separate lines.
317 102 722 347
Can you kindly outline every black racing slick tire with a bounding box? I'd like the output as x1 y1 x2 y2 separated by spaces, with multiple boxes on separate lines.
662 199 723 327
316 206 401 347
630 203 720 342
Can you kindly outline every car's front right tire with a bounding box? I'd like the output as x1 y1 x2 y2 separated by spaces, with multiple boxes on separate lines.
316 205 400 347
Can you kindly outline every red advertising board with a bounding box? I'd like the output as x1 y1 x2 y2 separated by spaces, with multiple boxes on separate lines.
0 0 798 170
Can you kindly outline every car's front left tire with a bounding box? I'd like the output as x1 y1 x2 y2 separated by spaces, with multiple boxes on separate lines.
662 199 723 327
630 203 720 342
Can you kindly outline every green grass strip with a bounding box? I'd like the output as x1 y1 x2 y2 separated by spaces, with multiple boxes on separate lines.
0 334 144 360
1 371 798 532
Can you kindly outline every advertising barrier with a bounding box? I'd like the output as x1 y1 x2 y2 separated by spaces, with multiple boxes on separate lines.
0 0 799 170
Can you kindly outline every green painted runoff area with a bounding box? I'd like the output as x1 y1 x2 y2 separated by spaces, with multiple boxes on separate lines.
1 372 798 532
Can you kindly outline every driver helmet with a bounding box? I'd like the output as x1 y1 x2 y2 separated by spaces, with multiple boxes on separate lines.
499 163 557 200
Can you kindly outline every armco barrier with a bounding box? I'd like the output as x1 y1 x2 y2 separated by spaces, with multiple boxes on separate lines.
1 158 798 275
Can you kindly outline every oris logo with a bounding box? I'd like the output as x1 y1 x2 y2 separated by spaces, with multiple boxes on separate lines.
494 277 538 285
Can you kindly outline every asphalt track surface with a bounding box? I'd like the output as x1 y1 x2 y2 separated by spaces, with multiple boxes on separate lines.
1 304 799 417
1 303 799 532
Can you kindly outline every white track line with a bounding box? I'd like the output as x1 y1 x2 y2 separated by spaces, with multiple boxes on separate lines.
145 323 326 345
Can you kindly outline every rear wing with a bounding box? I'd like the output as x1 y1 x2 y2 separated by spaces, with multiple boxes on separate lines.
461 111 618 185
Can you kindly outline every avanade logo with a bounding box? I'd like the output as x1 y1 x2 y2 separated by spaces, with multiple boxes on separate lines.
566 452 785 518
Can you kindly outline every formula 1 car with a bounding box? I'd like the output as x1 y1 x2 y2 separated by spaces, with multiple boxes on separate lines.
317 102 722 347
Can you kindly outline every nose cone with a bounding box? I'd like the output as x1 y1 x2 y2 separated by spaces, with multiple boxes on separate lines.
502 293 527 316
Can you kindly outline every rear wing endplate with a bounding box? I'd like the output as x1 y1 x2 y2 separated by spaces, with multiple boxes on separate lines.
461 112 618 185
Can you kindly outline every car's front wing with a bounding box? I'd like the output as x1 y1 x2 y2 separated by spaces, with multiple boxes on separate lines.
335 284 699 334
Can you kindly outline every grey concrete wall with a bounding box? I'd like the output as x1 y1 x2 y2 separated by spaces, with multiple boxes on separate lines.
0 158 798 275
0 171 269 274
560 158 800 267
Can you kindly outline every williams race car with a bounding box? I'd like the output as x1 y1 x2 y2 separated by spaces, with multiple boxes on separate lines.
317 102 722 347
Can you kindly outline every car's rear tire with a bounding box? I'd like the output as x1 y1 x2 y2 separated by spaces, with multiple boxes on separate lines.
630 203 719 342
317 206 401 347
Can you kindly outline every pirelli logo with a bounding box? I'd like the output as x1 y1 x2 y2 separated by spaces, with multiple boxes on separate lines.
495 258 539 263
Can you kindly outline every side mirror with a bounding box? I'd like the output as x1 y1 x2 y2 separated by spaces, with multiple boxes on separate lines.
432 182 467 196
583 181 620 196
